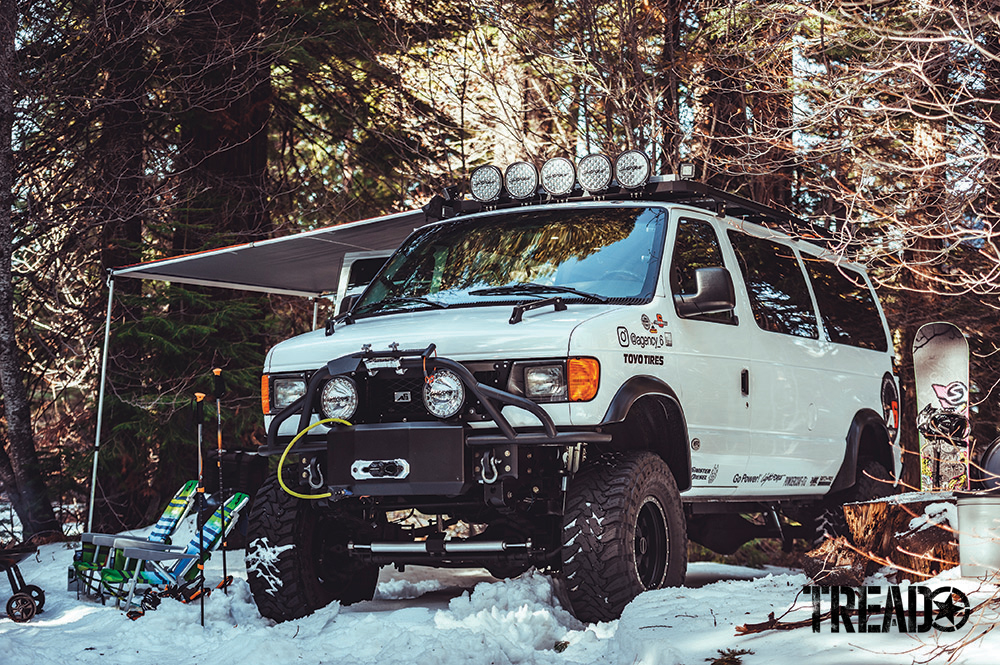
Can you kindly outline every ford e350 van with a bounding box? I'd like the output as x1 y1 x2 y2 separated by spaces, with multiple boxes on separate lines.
246 152 900 624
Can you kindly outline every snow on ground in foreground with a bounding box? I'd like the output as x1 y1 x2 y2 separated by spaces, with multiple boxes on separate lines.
1 542 1000 665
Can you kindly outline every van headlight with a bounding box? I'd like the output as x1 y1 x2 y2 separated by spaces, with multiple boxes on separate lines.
272 378 307 411
524 365 567 400
423 369 465 418
320 376 359 420
510 358 600 403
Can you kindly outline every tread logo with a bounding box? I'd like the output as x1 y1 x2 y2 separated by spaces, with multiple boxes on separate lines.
810 585 970 633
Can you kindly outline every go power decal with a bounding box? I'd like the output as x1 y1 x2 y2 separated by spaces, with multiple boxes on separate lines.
617 314 672 349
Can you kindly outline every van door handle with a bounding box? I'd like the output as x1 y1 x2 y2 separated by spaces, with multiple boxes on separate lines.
741 368 750 396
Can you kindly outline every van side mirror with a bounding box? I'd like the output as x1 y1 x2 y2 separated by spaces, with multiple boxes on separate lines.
339 294 360 315
674 267 736 317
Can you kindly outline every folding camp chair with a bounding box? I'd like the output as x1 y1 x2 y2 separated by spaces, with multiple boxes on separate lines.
100 492 249 610
71 480 198 598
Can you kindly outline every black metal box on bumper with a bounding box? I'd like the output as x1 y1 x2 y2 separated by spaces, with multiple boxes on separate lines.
326 422 469 496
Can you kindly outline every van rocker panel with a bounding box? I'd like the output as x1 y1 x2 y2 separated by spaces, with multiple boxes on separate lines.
326 422 468 496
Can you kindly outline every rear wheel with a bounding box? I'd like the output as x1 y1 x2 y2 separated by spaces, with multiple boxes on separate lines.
246 474 379 622
22 585 44 611
558 451 686 623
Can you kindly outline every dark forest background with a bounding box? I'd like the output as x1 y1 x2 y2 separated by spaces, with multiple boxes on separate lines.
1 0 998 538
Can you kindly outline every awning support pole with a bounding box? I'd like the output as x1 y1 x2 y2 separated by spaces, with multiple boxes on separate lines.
87 273 115 533
312 298 319 331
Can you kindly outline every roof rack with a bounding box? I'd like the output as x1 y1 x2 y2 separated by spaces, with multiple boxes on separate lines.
433 178 835 244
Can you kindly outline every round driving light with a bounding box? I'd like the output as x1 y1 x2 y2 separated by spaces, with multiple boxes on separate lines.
320 376 358 420
614 150 651 189
504 161 539 199
423 369 465 419
576 153 613 193
469 164 503 202
539 157 576 196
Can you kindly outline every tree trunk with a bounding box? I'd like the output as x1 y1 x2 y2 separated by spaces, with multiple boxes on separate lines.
175 0 272 248
0 0 60 541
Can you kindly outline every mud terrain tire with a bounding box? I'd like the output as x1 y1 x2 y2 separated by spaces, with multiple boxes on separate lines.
559 451 686 623
246 474 378 622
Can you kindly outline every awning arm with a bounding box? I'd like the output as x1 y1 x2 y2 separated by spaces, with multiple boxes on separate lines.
87 272 115 533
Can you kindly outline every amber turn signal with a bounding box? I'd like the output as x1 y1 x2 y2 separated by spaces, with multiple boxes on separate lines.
260 375 269 414
567 357 599 401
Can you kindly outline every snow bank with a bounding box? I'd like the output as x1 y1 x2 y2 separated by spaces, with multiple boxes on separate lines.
2 542 1000 665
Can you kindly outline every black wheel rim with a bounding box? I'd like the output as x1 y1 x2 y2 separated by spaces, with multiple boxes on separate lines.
634 497 668 588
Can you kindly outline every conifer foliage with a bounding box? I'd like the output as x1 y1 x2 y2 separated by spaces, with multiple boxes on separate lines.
2 0 1000 534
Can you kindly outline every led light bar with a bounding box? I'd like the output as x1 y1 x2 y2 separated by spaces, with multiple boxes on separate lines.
576 153 613 193
504 161 539 199
615 150 651 189
469 164 503 202
539 157 576 196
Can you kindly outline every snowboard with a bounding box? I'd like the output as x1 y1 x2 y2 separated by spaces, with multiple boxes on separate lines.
913 322 970 491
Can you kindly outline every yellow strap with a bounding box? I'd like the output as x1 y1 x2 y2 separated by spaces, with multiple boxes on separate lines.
278 418 353 500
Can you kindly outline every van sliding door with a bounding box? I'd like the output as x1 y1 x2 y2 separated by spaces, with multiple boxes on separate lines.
726 231 839 496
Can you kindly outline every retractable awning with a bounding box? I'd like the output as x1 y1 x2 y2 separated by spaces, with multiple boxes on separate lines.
110 209 427 297
88 208 427 532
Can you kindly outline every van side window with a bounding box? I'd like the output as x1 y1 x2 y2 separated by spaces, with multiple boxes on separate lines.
727 231 818 338
804 258 888 351
347 257 389 290
671 218 734 323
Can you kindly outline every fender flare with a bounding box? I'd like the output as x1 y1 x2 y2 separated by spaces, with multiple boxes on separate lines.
601 376 692 491
830 408 894 494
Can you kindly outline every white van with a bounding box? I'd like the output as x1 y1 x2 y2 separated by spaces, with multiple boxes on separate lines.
247 153 899 624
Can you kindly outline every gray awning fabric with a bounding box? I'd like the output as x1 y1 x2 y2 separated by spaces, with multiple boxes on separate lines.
110 209 427 297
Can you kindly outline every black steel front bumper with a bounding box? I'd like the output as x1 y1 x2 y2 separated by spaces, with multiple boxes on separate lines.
259 344 611 496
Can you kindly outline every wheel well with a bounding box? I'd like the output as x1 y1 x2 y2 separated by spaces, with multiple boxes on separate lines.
602 396 691 492
858 424 894 478
830 409 894 493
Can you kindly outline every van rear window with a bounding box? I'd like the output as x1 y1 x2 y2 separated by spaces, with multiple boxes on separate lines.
803 259 888 351
728 232 819 339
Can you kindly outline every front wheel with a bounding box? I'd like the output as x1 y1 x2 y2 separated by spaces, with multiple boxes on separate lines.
558 451 687 623
245 474 379 622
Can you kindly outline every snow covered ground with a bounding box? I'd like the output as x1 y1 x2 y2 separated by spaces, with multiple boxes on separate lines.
2 538 999 665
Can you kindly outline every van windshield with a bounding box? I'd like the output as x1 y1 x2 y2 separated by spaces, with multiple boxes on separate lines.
354 206 667 317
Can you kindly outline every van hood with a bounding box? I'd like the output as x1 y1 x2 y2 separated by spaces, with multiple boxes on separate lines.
265 303 622 372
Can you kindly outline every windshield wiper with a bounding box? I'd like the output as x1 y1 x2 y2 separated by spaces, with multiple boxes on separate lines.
470 283 609 303
354 296 450 315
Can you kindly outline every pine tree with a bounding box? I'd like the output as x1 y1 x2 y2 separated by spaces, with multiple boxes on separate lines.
0 0 61 540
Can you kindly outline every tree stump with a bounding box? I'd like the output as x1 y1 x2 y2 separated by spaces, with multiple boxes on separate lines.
805 492 959 582
802 536 872 586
